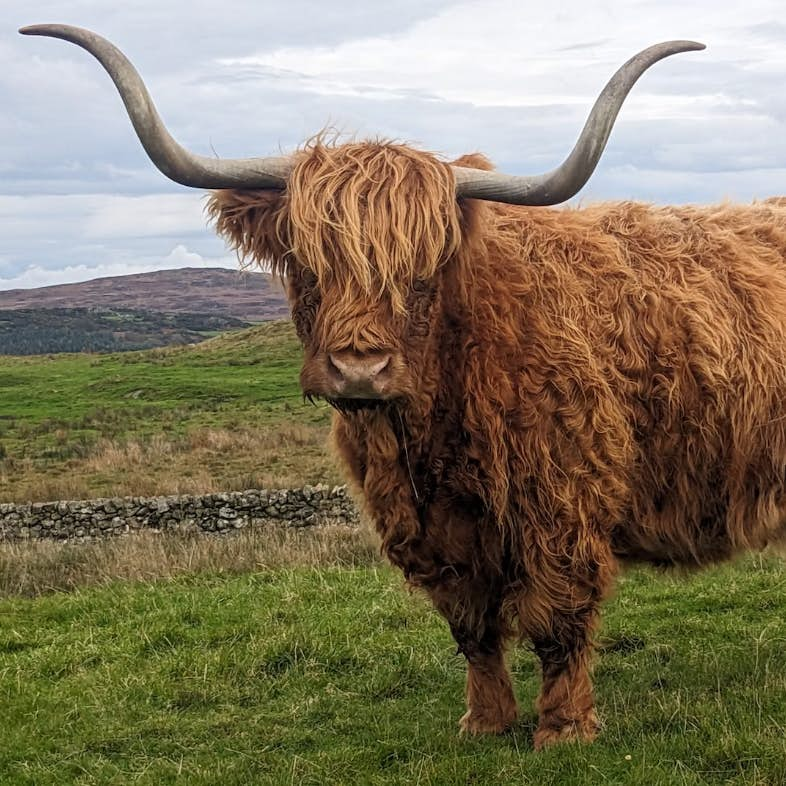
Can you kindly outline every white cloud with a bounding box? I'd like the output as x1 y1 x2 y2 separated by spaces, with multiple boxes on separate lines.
163 244 230 267
0 191 229 285
0 191 213 250
214 0 755 112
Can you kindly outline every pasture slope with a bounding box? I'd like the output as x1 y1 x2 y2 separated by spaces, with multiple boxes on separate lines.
0 321 338 502
0 536 785 785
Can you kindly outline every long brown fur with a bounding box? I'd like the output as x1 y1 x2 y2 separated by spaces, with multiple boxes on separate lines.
208 141 786 748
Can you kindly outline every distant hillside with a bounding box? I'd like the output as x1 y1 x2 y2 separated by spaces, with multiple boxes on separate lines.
0 307 251 356
0 267 289 323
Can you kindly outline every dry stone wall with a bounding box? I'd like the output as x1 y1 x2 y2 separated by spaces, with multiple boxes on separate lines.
0 485 360 542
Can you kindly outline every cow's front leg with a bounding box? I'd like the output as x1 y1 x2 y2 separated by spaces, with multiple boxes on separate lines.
458 637 518 735
437 593 517 736
531 610 600 749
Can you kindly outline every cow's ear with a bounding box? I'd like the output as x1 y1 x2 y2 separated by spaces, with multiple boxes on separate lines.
449 153 495 172
206 189 289 270
449 154 493 254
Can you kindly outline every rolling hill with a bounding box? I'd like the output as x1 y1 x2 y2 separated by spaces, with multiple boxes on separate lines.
0 268 289 322
0 268 291 355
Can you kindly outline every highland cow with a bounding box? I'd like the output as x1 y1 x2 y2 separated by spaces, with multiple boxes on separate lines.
22 25 786 748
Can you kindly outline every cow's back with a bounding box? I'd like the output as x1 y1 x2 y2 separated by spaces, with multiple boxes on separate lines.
469 199 786 566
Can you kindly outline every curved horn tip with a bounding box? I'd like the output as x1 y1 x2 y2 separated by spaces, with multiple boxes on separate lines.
19 24 83 37
679 40 706 51
19 25 51 35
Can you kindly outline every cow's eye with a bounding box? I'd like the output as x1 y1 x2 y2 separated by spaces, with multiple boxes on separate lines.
302 268 318 290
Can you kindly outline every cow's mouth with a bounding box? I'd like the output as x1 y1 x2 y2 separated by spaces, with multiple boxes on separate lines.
303 391 393 413
325 397 390 414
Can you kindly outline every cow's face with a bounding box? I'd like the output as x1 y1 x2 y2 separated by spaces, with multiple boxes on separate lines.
210 142 465 411
286 259 441 410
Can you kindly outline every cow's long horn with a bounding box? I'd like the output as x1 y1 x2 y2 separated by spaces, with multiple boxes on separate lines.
452 40 705 205
19 24 293 189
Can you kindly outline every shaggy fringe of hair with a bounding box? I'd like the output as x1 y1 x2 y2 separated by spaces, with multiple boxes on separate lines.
207 139 463 313
286 140 461 312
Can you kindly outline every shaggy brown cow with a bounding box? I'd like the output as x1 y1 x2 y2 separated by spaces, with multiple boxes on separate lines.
22 25 786 748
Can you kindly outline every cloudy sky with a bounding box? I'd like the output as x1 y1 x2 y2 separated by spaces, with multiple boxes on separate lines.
2 0 785 290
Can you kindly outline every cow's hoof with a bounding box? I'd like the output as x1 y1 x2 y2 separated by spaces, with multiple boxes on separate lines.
533 711 600 750
459 707 516 736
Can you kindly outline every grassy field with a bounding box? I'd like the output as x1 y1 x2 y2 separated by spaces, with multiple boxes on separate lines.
0 321 339 502
1 532 785 785
3 319 786 784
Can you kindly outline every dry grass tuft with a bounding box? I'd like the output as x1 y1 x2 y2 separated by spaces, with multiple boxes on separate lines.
0 525 381 598
1 425 341 503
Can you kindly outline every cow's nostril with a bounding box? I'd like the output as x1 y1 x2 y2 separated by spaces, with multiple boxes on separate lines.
327 354 343 378
374 355 391 375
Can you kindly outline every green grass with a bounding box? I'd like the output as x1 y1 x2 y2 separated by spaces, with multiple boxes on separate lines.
0 321 338 500
0 321 313 445
2 554 786 785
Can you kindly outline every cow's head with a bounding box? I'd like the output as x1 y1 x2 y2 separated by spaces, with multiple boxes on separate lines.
20 25 704 409
207 141 469 410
